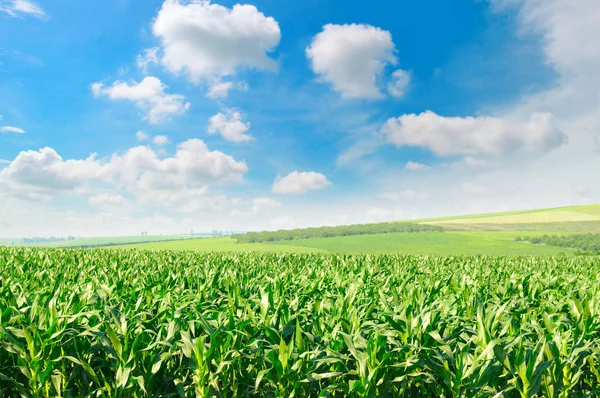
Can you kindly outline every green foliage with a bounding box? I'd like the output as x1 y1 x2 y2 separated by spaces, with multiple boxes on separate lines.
519 233 600 254
233 222 444 243
1 248 600 396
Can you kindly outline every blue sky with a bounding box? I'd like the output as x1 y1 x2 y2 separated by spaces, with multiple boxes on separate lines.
0 0 599 237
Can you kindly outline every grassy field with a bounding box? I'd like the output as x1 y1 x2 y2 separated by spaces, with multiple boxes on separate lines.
2 248 599 396
126 231 573 256
126 237 326 253
268 231 573 256
418 204 600 225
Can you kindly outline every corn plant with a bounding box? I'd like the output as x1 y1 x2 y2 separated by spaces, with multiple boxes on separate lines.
1 248 599 396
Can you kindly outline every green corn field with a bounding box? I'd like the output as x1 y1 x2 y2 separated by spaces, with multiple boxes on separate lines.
1 248 600 397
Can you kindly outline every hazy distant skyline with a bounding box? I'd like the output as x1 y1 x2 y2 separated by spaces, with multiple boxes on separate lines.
0 0 599 237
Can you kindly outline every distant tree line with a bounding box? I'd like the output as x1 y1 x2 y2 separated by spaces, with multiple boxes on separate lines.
232 222 445 243
22 236 75 244
516 234 600 254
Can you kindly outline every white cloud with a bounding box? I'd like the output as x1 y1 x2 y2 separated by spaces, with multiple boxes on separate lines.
153 135 169 146
91 76 190 124
272 171 331 194
493 0 600 77
0 159 10 164
0 126 25 134
136 131 149 141
383 111 567 156
0 139 248 208
388 69 411 98
0 148 106 193
89 193 125 206
108 139 248 191
405 161 429 171
366 207 404 223
252 197 280 215
379 190 430 201
136 47 160 73
595 135 600 152
0 0 45 18
208 109 253 143
206 80 248 99
152 0 281 84
306 24 398 99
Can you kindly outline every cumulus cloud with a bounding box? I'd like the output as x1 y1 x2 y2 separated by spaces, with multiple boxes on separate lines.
152 0 281 84
272 171 331 194
0 148 106 198
153 135 169 146
383 111 567 156
0 139 248 209
388 69 411 98
91 76 190 124
0 0 45 18
306 24 401 99
89 193 125 206
108 139 248 191
405 161 429 171
379 190 430 201
208 109 253 143
0 126 25 133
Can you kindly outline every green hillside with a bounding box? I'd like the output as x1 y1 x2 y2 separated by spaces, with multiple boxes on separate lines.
125 204 600 256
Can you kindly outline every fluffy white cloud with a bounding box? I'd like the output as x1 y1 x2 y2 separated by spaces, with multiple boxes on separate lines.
272 171 331 194
383 111 567 156
405 161 429 171
0 139 248 208
136 131 149 141
136 47 159 73
208 109 253 143
89 193 125 206
252 197 280 215
153 135 169 146
0 0 45 18
152 0 281 84
388 69 411 98
0 126 25 133
91 77 190 124
0 148 106 201
379 190 430 201
108 139 248 191
206 80 249 99
306 24 399 99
